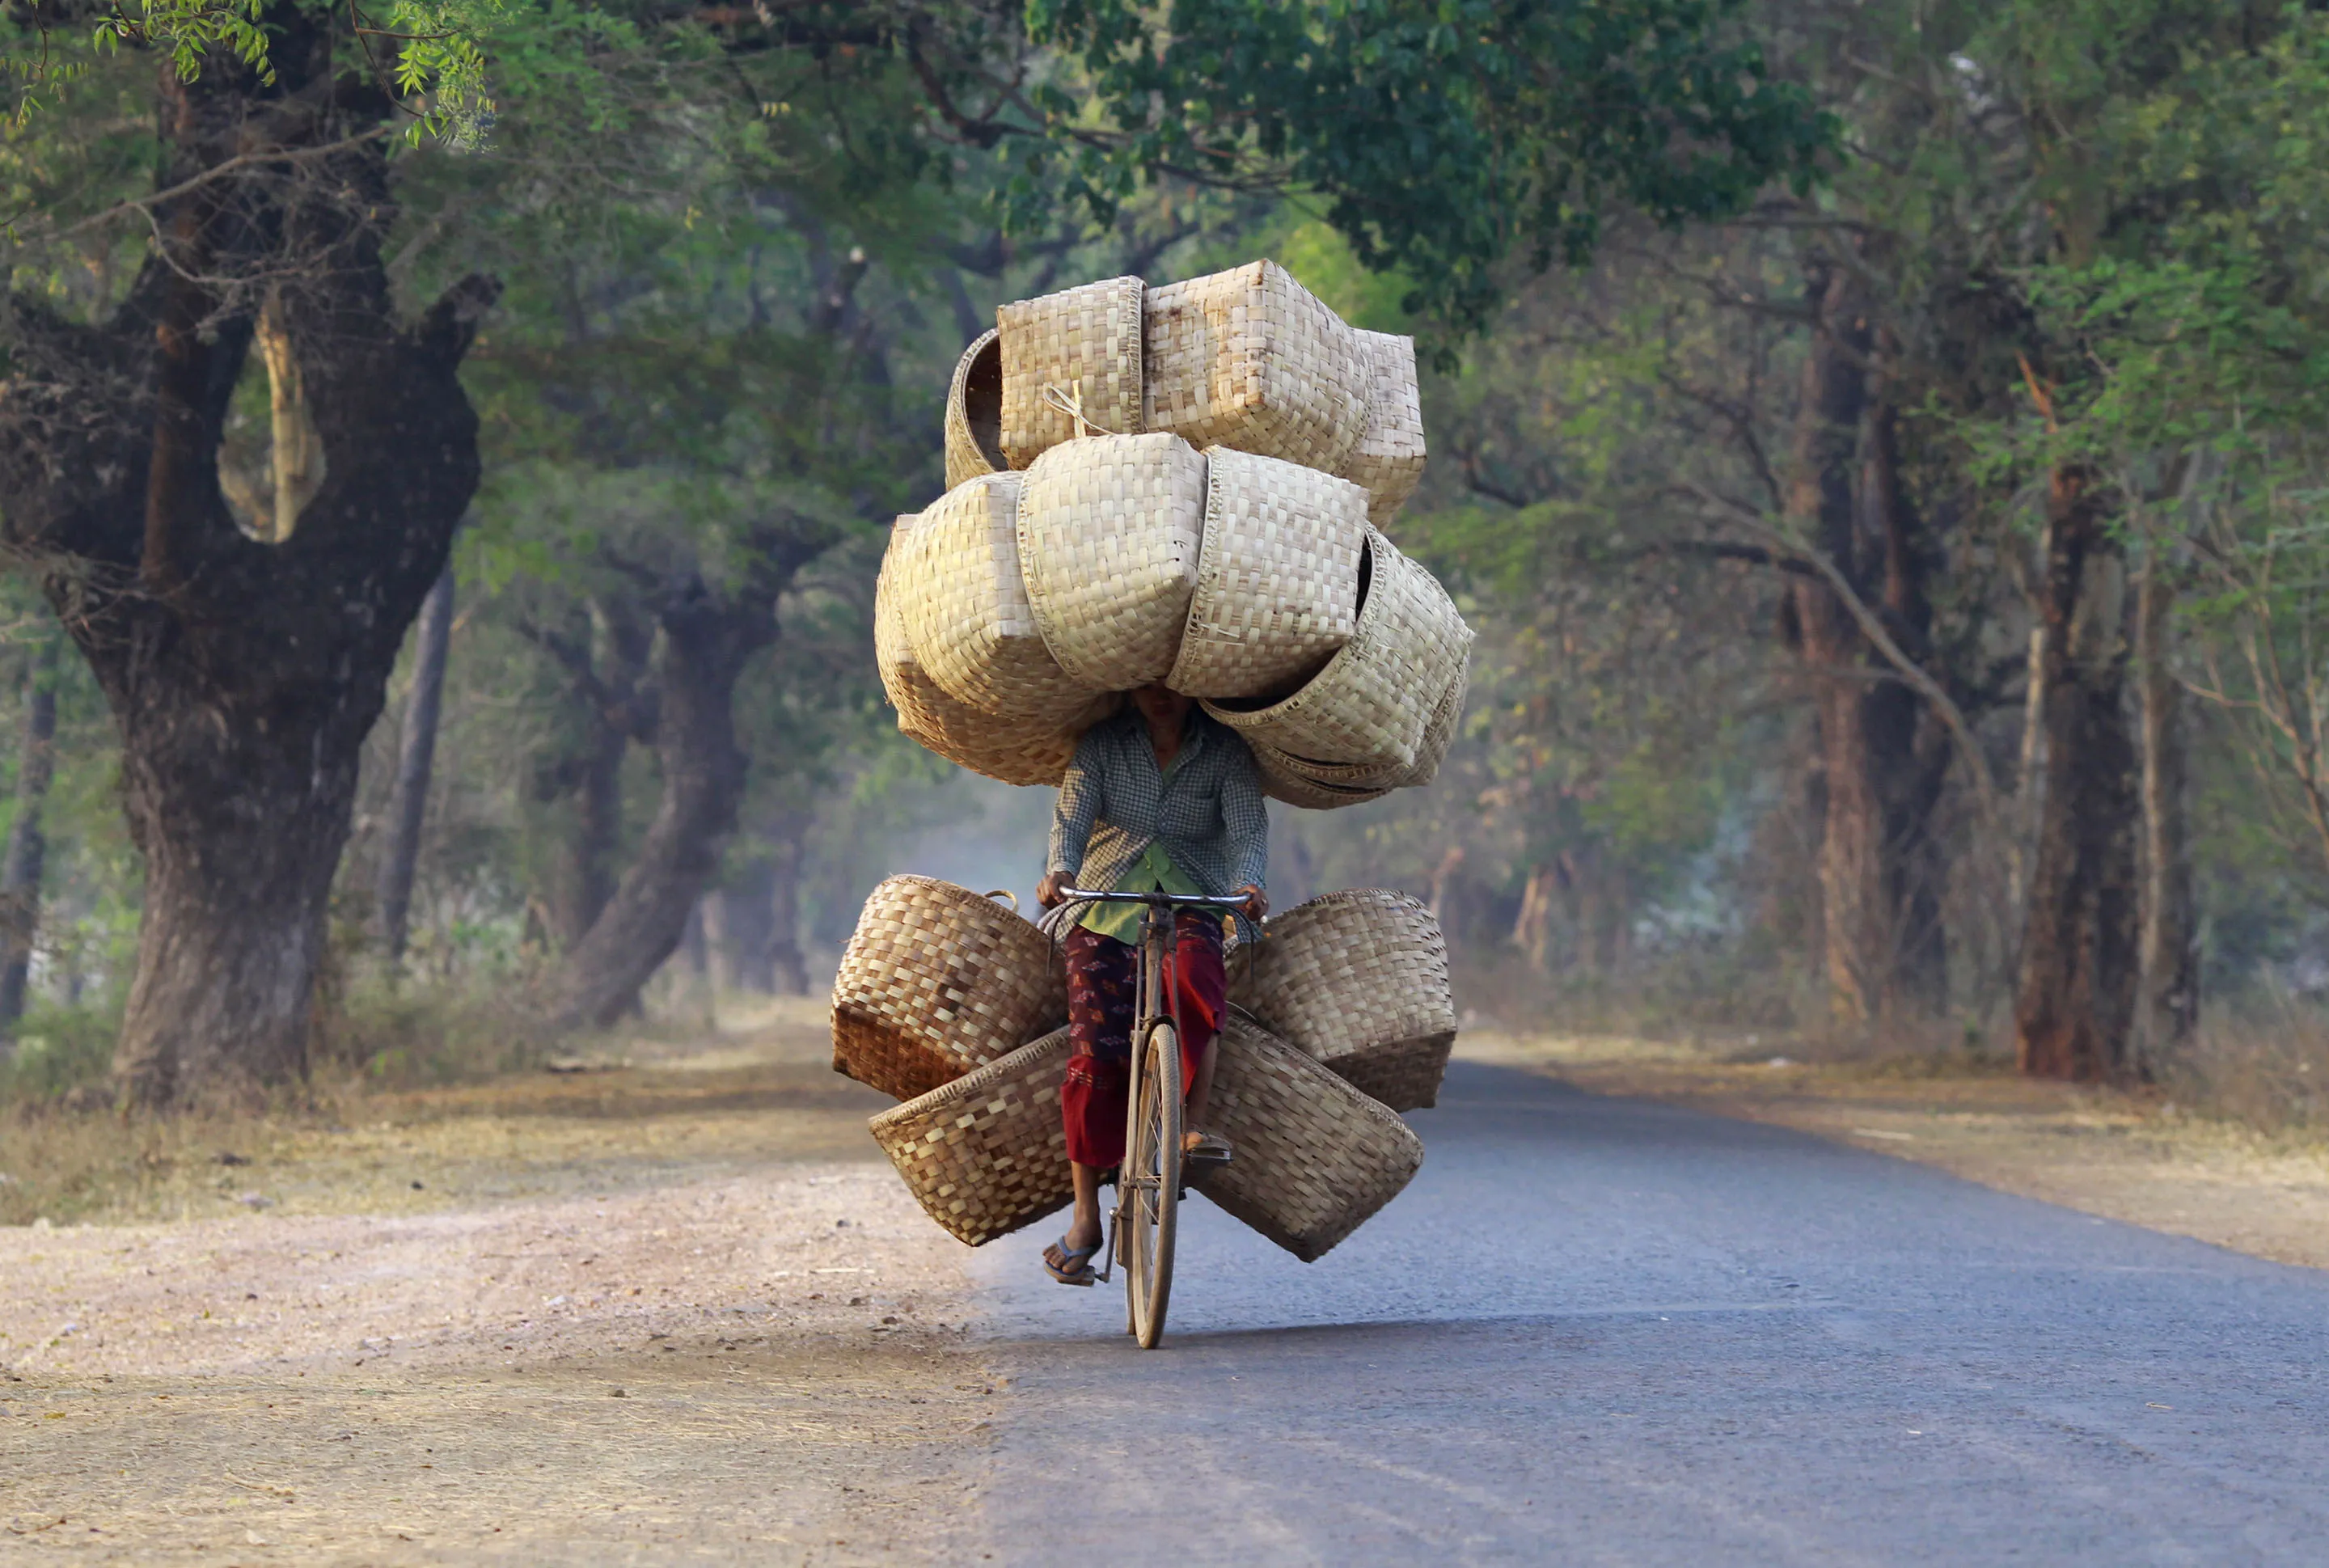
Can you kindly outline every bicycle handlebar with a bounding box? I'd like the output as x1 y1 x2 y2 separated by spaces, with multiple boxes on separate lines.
1054 887 1253 909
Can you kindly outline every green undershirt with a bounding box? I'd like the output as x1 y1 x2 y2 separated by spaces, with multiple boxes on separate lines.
1076 740 1199 945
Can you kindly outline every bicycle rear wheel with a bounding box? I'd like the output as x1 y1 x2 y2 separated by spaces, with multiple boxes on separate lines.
1122 1021 1181 1349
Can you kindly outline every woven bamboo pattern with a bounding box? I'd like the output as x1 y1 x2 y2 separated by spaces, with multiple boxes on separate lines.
1249 657 1469 795
874 516 1103 785
1195 1016 1425 1262
1143 261 1371 475
1252 744 1392 811
1339 329 1428 526
1201 530 1473 770
1227 889 1458 1113
832 877 1067 1102
897 472 1098 722
945 328 1005 488
1164 446 1368 699
869 1027 1074 1247
999 277 1144 469
1016 432 1208 691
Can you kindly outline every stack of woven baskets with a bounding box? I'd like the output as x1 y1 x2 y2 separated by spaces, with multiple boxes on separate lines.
878 260 1473 809
836 877 1457 1262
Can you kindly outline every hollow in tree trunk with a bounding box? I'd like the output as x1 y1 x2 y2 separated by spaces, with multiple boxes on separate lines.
0 19 496 1105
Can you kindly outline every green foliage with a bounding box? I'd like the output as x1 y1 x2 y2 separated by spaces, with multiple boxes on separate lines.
1021 0 1835 334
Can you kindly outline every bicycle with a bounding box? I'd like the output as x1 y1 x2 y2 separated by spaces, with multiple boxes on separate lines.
1053 887 1253 1349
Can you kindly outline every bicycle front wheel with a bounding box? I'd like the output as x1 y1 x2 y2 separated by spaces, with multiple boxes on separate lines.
1122 1021 1181 1349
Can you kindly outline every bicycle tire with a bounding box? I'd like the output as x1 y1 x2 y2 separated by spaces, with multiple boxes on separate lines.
1123 1021 1181 1349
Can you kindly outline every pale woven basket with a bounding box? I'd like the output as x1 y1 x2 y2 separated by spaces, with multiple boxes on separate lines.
1340 329 1428 526
1253 751 1392 811
1227 890 1458 1112
1164 446 1369 700
1195 1016 1425 1262
945 328 1006 489
869 1027 1073 1247
1202 530 1473 770
832 877 1067 1102
1017 432 1208 691
1143 261 1371 475
874 516 1104 786
897 472 1098 723
1249 657 1469 794
1000 277 1145 469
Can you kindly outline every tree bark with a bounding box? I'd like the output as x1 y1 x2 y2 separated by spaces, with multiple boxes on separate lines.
378 564 456 965
538 543 826 1030
2014 471 2143 1082
2133 557 2199 1066
707 857 777 994
0 638 61 1041
0 20 497 1105
767 823 809 996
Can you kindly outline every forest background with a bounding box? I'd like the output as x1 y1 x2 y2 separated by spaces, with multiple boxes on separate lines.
3 0 2328 1141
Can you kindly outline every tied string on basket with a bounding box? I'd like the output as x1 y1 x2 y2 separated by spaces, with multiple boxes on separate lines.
1041 382 1121 440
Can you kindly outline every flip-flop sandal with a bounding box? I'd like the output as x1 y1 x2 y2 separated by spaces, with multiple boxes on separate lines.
1043 1236 1102 1287
1184 1133 1234 1170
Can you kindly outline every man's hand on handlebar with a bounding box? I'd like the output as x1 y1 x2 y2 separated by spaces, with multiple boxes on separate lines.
1237 883 1267 922
1037 870 1066 909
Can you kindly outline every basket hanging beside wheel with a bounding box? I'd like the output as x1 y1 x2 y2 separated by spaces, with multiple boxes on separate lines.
831 877 1067 1102
1194 1016 1426 1262
1227 889 1458 1112
869 1027 1074 1246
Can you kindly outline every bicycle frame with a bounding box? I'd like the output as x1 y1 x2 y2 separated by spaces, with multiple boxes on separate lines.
1053 887 1249 1291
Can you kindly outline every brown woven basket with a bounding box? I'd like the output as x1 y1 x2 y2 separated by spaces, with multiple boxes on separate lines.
874 515 1104 786
1016 432 1208 691
1226 889 1458 1113
1195 1016 1424 1262
897 471 1098 723
1164 446 1369 700
832 877 1067 1102
1143 261 1371 475
1340 330 1428 527
945 328 1006 489
1201 530 1473 769
869 1027 1074 1247
999 277 1145 469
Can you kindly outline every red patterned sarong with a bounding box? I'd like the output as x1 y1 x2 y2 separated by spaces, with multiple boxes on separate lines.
1059 914 1225 1169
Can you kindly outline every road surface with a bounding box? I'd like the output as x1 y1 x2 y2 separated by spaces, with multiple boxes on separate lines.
962 1059 2329 1565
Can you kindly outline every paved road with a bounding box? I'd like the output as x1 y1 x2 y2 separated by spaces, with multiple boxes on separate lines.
962 1059 2329 1565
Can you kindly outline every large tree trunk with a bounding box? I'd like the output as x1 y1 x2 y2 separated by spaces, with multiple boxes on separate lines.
539 547 823 1030
2014 471 2143 1082
767 823 809 996
2133 557 2199 1065
378 564 456 965
0 638 60 1040
707 858 778 995
0 23 496 1105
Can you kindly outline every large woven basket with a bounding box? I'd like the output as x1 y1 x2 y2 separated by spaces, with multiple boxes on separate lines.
897 472 1097 723
1016 432 1208 691
999 277 1144 469
1196 1016 1424 1262
869 1027 1074 1246
1249 657 1469 794
832 877 1067 1101
1164 446 1368 700
1201 530 1473 770
944 328 1006 488
1226 890 1457 1112
874 517 1102 785
1340 330 1428 527
1143 261 1371 475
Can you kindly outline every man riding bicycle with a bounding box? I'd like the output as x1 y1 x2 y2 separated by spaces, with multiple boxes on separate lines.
1034 683 1268 1287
